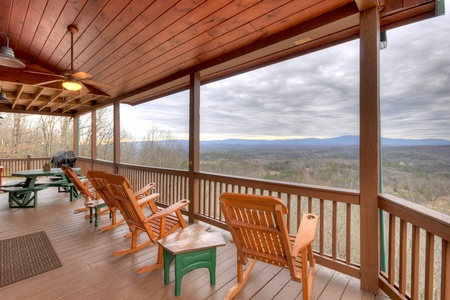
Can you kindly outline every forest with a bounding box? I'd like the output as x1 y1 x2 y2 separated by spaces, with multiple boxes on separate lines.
199 144 450 215
1 111 448 216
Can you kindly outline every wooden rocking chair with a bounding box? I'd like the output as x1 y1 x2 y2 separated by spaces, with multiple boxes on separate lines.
104 173 190 274
86 170 157 232
61 165 108 216
219 192 319 300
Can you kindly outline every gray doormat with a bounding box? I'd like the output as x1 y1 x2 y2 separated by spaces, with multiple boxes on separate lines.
0 231 62 287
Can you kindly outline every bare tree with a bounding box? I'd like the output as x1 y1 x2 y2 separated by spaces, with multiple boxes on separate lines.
136 125 187 169
78 113 92 157
96 107 114 161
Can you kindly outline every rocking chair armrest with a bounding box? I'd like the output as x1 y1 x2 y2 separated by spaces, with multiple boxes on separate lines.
134 182 156 197
146 199 190 221
291 213 319 257
136 193 160 207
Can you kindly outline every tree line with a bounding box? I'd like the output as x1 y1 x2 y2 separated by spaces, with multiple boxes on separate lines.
1 110 448 216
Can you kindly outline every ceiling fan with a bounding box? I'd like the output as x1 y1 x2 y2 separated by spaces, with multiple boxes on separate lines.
28 25 113 93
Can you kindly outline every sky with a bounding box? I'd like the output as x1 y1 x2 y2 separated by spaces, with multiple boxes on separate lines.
121 3 450 141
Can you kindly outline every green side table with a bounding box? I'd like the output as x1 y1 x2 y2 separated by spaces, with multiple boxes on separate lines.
158 224 226 296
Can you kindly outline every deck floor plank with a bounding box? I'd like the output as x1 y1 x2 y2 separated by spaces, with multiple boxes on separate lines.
0 186 387 300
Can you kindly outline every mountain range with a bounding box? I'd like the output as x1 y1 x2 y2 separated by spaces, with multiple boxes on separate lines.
197 135 450 147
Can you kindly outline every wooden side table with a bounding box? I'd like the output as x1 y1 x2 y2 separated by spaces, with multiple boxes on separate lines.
158 224 226 296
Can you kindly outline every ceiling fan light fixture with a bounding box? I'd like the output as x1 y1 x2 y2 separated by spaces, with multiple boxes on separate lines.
62 78 82 91
0 87 12 104
0 32 25 68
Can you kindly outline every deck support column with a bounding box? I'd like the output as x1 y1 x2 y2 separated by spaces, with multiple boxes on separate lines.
359 6 380 294
91 110 97 162
188 72 201 224
113 101 121 173
73 115 79 155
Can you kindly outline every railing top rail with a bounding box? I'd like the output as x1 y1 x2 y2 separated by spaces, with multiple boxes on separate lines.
0 157 50 161
197 171 360 204
379 193 450 241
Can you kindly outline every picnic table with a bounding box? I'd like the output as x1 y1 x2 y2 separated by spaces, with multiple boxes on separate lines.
0 168 80 208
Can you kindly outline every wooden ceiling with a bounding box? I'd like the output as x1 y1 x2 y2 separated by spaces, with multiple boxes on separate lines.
0 0 442 116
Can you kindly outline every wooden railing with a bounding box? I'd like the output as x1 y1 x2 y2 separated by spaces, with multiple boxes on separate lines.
379 194 450 300
77 158 362 277
77 158 190 208
4 156 450 298
195 172 361 278
0 155 52 176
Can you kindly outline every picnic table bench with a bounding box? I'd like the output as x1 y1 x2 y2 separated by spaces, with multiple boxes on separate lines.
43 176 82 201
0 183 49 208
0 168 81 208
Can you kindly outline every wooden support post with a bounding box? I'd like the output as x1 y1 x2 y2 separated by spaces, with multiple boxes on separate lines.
73 115 79 155
188 72 201 224
113 101 120 173
359 6 380 294
26 154 31 170
91 110 97 161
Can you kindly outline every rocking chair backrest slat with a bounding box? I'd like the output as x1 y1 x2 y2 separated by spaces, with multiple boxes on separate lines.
220 192 318 300
220 193 293 269
61 165 97 200
87 170 119 211
105 173 156 240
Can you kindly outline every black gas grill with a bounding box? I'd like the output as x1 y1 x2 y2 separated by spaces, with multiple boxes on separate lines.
51 151 77 167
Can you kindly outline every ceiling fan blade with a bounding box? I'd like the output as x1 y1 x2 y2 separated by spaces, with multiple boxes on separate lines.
24 70 64 78
72 71 93 80
61 69 93 80
82 79 115 89
36 79 64 86
79 81 91 95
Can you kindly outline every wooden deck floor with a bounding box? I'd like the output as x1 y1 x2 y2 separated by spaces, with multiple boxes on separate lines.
0 185 390 300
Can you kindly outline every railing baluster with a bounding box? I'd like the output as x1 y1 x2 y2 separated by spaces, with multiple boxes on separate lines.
442 239 450 300
332 201 337 260
399 219 407 295
411 225 420 299
320 199 324 256
346 203 351 265
425 232 435 299
388 214 396 286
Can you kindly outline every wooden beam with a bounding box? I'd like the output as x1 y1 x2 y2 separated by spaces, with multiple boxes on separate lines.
26 87 45 110
359 6 381 294
40 90 64 111
188 72 201 224
51 93 81 113
13 85 25 109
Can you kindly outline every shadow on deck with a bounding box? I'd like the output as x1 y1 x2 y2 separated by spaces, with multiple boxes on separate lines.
0 184 389 299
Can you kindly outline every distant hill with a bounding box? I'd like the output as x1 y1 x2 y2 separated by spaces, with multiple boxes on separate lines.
139 135 450 150
198 135 450 147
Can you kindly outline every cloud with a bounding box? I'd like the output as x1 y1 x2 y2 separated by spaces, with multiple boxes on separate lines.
122 4 450 141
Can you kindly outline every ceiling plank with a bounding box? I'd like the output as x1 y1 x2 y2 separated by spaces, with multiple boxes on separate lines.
36 0 90 66
25 0 67 67
16 0 48 58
